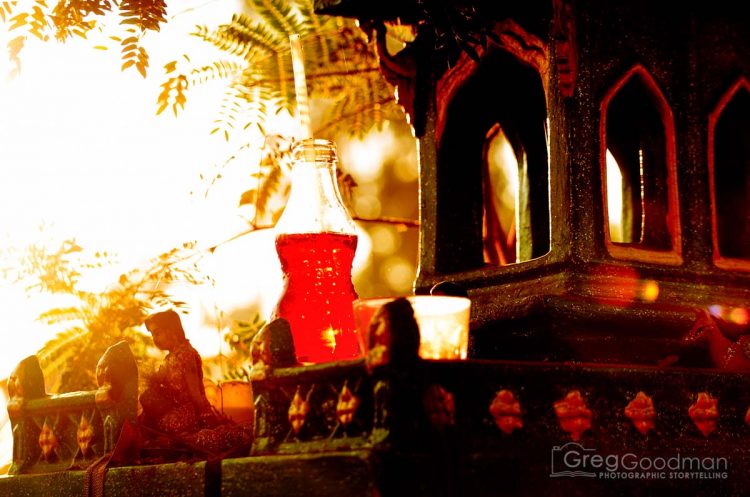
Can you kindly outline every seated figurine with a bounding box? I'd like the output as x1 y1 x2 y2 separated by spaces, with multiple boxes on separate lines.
138 310 252 456
139 309 218 435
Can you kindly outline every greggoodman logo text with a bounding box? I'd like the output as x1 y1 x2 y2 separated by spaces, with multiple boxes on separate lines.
550 442 729 480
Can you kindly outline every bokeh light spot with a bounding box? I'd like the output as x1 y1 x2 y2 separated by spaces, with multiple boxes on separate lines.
370 225 398 255
380 256 414 294
730 307 750 325
639 280 660 302
354 195 382 219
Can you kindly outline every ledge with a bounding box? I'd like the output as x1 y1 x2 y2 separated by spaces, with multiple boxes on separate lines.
0 451 375 497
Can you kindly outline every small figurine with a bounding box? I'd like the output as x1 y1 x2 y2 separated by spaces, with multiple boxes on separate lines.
138 309 252 456
249 318 297 379
95 340 139 453
139 309 217 435
366 297 420 369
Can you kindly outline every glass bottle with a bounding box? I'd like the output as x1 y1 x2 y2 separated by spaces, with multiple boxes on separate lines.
271 138 361 363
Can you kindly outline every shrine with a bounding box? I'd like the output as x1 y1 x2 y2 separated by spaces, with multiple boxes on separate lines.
2 0 750 495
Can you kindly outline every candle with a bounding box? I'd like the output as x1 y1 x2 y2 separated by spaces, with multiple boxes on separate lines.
205 379 254 427
410 296 471 359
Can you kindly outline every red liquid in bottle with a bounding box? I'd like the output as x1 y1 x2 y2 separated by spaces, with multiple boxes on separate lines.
273 232 360 363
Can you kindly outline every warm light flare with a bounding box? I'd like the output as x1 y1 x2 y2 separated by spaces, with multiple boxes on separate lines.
709 304 750 326
0 1 255 370
638 280 660 302
321 326 339 353
730 307 750 325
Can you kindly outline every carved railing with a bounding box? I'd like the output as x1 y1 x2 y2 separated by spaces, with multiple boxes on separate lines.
252 357 750 451
250 357 750 495
2 316 748 495
6 341 138 475
248 309 750 495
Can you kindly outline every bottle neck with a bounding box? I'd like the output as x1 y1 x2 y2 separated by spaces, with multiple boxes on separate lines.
275 141 356 235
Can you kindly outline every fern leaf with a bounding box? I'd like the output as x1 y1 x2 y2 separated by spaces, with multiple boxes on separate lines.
251 0 299 37
193 15 283 62
50 0 111 41
212 85 240 141
192 24 249 59
37 306 85 325
119 30 149 76
212 83 269 141
237 84 268 134
0 0 18 23
37 326 89 372
225 13 285 55
188 59 243 85
156 74 188 115
118 0 165 32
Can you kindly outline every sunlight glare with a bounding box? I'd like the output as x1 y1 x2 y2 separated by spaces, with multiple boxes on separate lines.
339 124 395 183
0 0 278 370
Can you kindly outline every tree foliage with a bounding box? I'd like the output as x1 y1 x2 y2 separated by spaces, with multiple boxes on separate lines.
158 0 400 138
2 0 166 77
3 0 405 227
13 239 203 393
166 0 392 226
202 313 266 381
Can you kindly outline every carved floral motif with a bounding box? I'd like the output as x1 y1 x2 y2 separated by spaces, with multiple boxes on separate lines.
435 19 548 144
38 420 58 461
688 392 718 437
552 0 578 97
423 384 455 431
624 391 656 435
77 415 95 456
288 388 310 435
489 389 523 434
554 390 592 441
336 383 360 427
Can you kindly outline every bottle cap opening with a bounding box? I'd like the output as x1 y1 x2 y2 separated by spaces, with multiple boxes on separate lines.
292 138 337 164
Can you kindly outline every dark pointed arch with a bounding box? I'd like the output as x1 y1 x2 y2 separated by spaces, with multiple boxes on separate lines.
435 47 550 271
708 77 750 270
599 64 682 265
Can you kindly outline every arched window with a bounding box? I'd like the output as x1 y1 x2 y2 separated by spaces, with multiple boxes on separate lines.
477 51 550 266
431 29 550 274
709 78 750 268
600 65 681 264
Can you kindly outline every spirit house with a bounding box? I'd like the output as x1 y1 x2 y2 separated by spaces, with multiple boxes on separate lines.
3 1 750 496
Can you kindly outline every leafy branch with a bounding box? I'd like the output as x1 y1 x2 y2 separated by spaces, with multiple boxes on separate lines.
154 0 404 227
202 313 266 381
15 239 205 392
2 0 166 77
157 0 400 138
